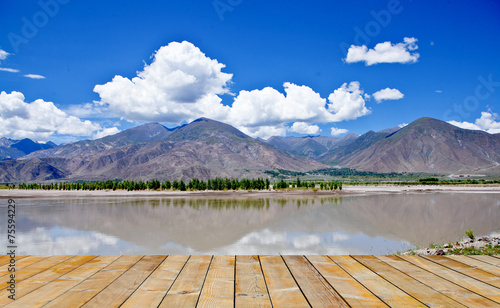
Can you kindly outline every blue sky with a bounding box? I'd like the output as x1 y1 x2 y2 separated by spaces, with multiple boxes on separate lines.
1 0 499 143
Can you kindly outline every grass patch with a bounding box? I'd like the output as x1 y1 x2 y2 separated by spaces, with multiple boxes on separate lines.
449 244 500 255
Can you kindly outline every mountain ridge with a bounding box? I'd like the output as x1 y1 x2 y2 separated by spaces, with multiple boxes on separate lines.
1 116 499 182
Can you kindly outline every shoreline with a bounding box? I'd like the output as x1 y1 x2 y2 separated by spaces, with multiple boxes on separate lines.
1 184 499 199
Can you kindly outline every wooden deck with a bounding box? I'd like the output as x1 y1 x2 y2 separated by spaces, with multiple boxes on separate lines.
2 255 500 307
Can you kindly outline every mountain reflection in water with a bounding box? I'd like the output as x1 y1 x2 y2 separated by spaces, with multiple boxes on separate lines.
2 193 499 255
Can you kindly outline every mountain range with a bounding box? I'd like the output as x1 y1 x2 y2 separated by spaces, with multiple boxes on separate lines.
0 138 57 161
1 116 499 182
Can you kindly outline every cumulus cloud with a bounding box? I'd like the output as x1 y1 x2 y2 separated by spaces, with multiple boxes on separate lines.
372 88 404 103
24 74 45 79
345 37 419 65
0 91 117 141
94 41 232 123
0 68 19 73
94 41 374 139
289 122 321 135
448 111 500 134
225 82 370 138
327 81 371 121
331 127 349 136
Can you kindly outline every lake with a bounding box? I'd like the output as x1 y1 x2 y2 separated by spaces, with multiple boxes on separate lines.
2 192 499 255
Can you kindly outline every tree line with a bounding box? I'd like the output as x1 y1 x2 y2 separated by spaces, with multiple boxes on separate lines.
15 177 343 191
16 177 270 191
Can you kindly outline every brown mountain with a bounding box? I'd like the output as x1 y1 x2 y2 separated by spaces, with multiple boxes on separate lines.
318 130 392 165
24 122 173 159
342 117 500 174
265 134 358 158
1 118 325 182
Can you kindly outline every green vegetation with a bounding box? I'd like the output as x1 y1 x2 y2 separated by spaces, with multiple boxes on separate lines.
264 168 500 186
465 229 475 240
418 177 439 184
15 176 346 192
17 177 271 192
449 244 500 255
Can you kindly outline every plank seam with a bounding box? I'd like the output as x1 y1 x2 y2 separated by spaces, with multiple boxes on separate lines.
327 255 392 307
372 256 467 307
421 255 500 292
258 255 274 308
350 256 430 307
8 255 97 303
156 255 191 307
0 256 50 281
398 256 500 306
466 255 500 267
116 255 168 306
303 256 352 308
70 255 144 307
193 255 213 308
280 255 312 308
450 255 500 275
0 255 74 292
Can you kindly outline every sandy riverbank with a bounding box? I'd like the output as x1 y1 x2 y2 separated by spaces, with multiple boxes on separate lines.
1 185 499 199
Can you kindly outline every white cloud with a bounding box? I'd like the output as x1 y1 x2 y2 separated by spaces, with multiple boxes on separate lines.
0 49 9 62
24 74 45 79
289 122 321 135
0 91 117 142
94 41 373 139
331 127 349 136
345 37 419 65
0 68 19 73
327 81 371 122
372 88 404 103
435 90 443 93
93 127 121 139
448 111 500 134
94 41 232 123
226 82 370 138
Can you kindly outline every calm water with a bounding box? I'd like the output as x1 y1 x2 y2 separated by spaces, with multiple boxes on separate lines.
2 192 499 255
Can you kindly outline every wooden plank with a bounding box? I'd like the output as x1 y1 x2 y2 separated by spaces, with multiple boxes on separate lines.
0 255 96 305
0 255 28 268
235 255 272 308
121 255 189 308
81 255 165 307
43 255 143 308
468 255 500 267
0 255 12 266
353 255 465 308
4 255 120 307
422 255 500 289
306 255 387 307
0 255 48 279
400 255 500 305
447 255 500 276
158 255 212 308
259 255 309 308
197 255 235 308
394 256 498 307
283 255 349 307
330 255 426 307
0 255 72 292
